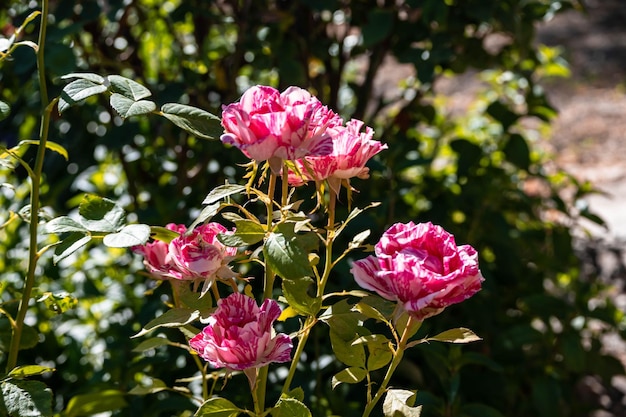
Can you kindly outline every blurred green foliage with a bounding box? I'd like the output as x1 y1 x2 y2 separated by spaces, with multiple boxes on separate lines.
2 0 624 416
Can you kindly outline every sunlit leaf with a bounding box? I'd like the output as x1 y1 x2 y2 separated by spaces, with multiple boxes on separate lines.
331 367 367 389
1 379 52 417
78 195 126 233
218 219 265 247
128 378 169 395
426 328 481 344
109 93 156 118
195 397 243 417
103 224 151 247
202 184 246 205
37 291 78 314
383 389 421 417
58 79 108 114
43 216 87 234
53 233 92 264
271 397 312 417
133 308 201 338
8 365 55 379
132 337 171 353
149 225 181 243
65 390 128 417
161 103 222 140
61 73 106 84
17 140 69 160
107 74 152 100
0 100 9 121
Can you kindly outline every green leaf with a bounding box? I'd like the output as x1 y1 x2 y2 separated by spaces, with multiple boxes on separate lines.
133 308 201 338
65 390 128 417
362 9 394 47
0 320 38 352
18 140 69 160
188 203 222 231
107 74 152 100
1 379 52 417
271 397 312 417
132 337 171 353
264 223 312 280
486 100 519 130
103 224 151 247
282 276 321 317
78 195 126 233
202 184 246 205
53 233 92 263
149 225 181 243
217 219 264 247
366 339 393 371
503 133 531 170
161 103 222 140
352 334 391 346
194 397 243 417
331 367 367 389
349 229 371 249
383 389 421 417
61 73 106 84
0 100 10 121
58 79 108 114
330 329 366 368
37 291 78 314
353 301 390 324
43 216 87 234
320 300 365 339
8 365 55 379
128 378 169 395
109 93 156 118
426 328 481 344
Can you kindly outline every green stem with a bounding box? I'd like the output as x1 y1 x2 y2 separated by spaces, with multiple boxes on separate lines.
362 316 418 417
256 170 278 412
6 0 49 374
281 191 337 394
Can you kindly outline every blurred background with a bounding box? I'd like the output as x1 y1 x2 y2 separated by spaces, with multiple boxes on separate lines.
1 0 626 416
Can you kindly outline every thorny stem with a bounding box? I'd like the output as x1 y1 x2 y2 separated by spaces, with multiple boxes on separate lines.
6 0 50 373
282 190 338 394
256 170 278 412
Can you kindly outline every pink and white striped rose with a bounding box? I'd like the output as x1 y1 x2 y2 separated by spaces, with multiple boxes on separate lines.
351 222 483 321
289 119 387 193
189 293 293 371
167 222 238 281
133 223 186 280
220 85 342 172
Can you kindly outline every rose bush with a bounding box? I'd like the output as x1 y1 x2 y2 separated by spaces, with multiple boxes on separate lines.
351 221 484 321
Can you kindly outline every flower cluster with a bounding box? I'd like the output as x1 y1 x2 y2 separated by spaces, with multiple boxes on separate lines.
133 86 483 414
351 221 484 321
133 222 237 283
220 85 386 189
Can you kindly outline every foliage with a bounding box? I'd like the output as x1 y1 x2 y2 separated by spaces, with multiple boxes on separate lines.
2 0 625 416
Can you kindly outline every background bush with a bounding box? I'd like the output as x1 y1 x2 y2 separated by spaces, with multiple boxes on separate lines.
1 0 624 416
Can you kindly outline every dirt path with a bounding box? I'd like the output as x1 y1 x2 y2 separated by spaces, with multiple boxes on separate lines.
538 0 626 240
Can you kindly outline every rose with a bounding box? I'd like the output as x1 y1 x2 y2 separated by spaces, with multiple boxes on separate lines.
220 85 342 172
167 222 238 281
189 293 293 371
289 119 387 194
133 223 187 280
351 221 484 321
